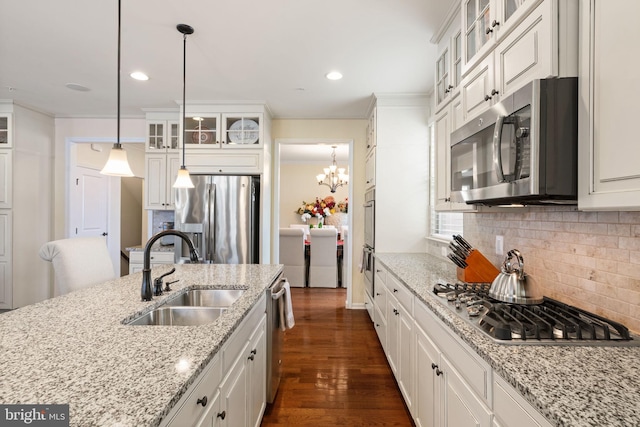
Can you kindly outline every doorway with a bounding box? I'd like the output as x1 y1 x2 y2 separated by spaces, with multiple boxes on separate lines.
274 138 354 308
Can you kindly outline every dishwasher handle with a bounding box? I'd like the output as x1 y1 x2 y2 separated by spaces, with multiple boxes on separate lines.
271 278 287 300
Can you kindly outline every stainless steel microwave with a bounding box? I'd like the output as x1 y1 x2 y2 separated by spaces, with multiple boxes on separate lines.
449 78 578 206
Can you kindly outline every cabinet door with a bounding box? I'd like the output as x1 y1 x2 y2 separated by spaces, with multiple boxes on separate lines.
434 108 451 211
435 47 452 110
493 374 553 427
365 147 376 189
184 115 221 149
366 107 377 153
494 0 553 99
0 114 12 148
247 317 266 427
196 389 223 427
220 344 249 427
373 303 387 349
462 0 497 73
166 154 181 209
578 0 640 210
0 151 12 209
222 114 262 148
0 211 11 309
441 356 492 427
461 53 496 122
386 294 399 375
397 302 414 413
147 121 166 152
415 325 440 427
145 154 168 210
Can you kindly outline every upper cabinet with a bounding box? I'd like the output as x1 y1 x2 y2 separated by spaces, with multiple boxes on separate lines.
578 0 640 210
183 113 263 150
0 114 12 149
434 4 462 114
459 0 578 123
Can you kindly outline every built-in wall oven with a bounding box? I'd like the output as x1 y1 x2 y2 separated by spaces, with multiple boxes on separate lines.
362 189 375 298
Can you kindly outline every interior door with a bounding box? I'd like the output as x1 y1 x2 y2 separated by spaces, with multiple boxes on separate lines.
70 166 108 238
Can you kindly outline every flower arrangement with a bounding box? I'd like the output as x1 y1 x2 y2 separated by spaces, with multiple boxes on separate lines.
296 196 348 223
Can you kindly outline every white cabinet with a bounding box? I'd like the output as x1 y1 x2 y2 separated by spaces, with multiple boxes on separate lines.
414 299 492 427
128 250 175 274
434 105 475 212
434 13 463 114
144 153 180 210
184 113 263 150
0 114 12 148
146 120 180 153
381 271 415 415
0 211 12 309
0 151 12 209
493 375 553 427
364 147 376 190
366 107 377 153
460 0 578 123
578 0 640 210
161 295 267 427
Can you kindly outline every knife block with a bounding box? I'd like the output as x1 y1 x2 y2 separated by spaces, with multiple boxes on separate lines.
456 249 500 283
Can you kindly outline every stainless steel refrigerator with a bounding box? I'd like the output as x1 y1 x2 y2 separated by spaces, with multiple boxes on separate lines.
174 175 260 264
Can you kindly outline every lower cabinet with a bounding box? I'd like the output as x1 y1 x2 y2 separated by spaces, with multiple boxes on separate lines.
162 294 267 427
372 263 551 427
128 250 175 274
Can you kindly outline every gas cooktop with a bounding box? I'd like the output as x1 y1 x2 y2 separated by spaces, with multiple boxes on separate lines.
433 282 639 346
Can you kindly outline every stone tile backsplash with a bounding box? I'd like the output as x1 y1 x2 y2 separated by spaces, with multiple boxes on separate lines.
429 207 640 334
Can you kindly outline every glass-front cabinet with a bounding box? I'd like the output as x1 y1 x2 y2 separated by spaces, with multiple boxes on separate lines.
462 0 538 73
146 120 179 152
0 115 11 148
182 113 262 149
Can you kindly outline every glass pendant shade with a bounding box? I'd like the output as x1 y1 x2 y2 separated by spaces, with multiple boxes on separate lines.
101 146 134 177
173 166 194 188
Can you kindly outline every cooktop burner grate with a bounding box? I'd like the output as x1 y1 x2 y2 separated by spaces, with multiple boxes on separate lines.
433 282 637 346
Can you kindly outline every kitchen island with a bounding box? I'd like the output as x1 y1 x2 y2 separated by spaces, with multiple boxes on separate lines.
0 263 282 426
375 253 640 427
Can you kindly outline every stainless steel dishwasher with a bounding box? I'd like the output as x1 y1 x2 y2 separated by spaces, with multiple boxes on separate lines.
266 276 286 403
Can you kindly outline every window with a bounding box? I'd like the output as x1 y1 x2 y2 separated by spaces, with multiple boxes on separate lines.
429 124 463 240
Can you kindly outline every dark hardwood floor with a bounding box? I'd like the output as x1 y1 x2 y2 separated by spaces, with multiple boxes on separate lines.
261 288 414 426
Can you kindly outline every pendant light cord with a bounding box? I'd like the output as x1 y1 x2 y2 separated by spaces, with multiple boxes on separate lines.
116 0 121 150
182 32 187 167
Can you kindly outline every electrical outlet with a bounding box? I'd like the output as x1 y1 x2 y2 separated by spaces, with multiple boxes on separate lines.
441 246 448 257
495 235 504 256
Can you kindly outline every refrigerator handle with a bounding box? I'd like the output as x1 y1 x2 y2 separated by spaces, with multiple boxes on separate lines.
208 183 216 262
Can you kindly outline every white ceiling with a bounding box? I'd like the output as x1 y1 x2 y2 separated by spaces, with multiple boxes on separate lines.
0 0 455 120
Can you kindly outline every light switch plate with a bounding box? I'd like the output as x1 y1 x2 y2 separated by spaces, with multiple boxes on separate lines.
495 235 504 256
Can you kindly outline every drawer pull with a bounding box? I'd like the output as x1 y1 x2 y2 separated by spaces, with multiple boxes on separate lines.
251 348 257 355
248 354 255 361
217 411 226 420
393 289 398 293
197 396 208 407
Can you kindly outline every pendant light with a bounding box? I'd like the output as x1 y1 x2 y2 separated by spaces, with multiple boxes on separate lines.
100 0 134 177
316 146 349 193
173 24 195 189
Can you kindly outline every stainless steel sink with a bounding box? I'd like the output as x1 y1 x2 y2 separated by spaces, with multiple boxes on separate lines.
161 289 245 308
128 306 227 326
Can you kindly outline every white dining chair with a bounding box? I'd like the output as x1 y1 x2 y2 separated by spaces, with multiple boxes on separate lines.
289 224 310 240
279 228 307 288
39 237 116 296
308 228 338 288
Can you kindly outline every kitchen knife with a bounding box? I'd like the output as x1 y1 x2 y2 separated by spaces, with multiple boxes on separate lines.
454 235 474 252
447 253 465 269
449 252 468 268
450 241 469 259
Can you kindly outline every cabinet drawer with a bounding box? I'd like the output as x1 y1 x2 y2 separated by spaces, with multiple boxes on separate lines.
414 299 492 405
166 354 222 427
385 273 413 314
222 293 266 371
186 151 262 174
373 303 386 349
493 374 552 427
364 291 374 322
373 282 387 321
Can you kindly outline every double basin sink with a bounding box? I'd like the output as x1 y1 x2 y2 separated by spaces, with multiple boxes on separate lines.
128 289 245 326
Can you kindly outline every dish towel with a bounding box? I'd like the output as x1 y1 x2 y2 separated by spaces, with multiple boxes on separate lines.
278 280 295 331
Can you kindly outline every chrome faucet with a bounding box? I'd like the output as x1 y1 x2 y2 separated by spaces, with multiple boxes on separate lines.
141 230 199 301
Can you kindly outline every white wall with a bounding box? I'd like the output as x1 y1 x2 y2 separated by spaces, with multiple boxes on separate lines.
279 162 349 229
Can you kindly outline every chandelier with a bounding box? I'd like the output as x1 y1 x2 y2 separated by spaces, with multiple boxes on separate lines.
316 146 349 193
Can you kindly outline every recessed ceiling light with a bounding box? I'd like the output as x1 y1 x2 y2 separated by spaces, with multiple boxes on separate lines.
65 83 91 92
326 71 343 81
130 71 149 81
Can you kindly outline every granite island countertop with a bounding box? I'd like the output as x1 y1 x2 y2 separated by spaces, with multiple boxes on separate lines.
0 263 283 427
375 252 640 427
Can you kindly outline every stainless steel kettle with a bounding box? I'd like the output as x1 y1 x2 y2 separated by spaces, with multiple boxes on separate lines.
489 249 542 304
